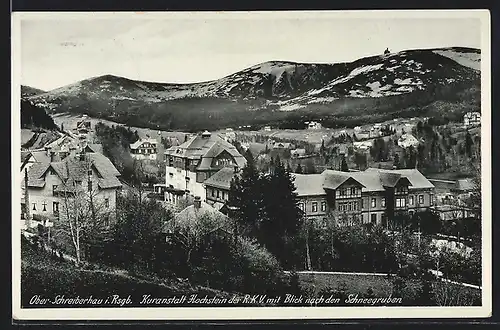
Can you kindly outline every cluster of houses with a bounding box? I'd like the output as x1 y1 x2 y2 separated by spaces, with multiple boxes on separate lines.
20 123 475 240
160 130 441 227
463 111 481 128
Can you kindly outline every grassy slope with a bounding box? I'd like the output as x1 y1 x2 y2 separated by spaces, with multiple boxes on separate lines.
21 237 238 308
298 272 481 306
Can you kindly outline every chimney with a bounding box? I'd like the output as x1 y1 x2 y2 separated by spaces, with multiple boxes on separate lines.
193 196 201 209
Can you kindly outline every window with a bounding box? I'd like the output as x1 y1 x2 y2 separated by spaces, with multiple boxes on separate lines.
338 203 342 212
217 190 220 198
350 187 356 196
409 195 414 205
185 177 190 182
409 210 414 217
418 195 424 205
222 191 226 200
312 202 318 212
381 198 386 207
361 198 365 209
396 197 406 208
321 201 326 212
371 198 376 208
52 185 58 196
42 201 47 212
105 198 109 208
211 189 215 197
299 203 304 211
348 202 352 211
430 194 434 206
53 202 59 216
371 214 377 223
32 203 36 211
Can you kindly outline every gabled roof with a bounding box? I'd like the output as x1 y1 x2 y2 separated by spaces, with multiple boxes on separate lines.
203 167 239 190
322 170 366 190
163 201 230 234
292 173 327 197
165 131 247 170
27 152 121 190
365 168 434 190
130 138 158 150
454 179 474 192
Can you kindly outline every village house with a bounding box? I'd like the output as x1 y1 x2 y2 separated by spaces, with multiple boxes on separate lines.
130 137 159 160
73 115 92 140
164 131 246 204
431 204 474 221
306 121 322 130
24 151 122 225
355 130 371 140
291 148 307 159
203 166 239 212
463 111 481 127
222 128 236 142
292 167 435 227
397 133 420 149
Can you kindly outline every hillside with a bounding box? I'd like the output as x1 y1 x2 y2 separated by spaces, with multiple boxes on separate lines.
25 47 480 131
21 85 46 98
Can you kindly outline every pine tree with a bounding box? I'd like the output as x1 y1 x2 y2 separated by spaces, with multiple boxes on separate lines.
341 155 349 172
228 157 265 238
261 159 302 268
393 153 401 169
295 163 303 174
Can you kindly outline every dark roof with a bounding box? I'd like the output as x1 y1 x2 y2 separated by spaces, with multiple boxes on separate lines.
203 167 239 190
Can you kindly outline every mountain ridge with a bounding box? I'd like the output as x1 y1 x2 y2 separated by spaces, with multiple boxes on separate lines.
23 47 481 132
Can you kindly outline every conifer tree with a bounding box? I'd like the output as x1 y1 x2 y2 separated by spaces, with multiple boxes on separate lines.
260 158 302 268
295 163 303 174
341 155 349 172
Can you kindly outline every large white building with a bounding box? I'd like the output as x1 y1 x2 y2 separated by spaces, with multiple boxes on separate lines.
164 131 247 204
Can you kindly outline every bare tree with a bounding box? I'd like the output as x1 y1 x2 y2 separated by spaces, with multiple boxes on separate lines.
55 157 113 266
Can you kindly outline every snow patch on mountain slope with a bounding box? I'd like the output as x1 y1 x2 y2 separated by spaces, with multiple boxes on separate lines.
434 50 481 71
280 103 305 111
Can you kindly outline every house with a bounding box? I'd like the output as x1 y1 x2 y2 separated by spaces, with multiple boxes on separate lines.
25 151 122 225
73 116 92 139
263 126 272 132
223 128 236 142
355 130 371 140
306 121 322 130
431 204 474 221
130 137 159 160
203 166 239 212
353 140 373 151
164 131 247 203
397 134 420 149
292 167 435 227
463 112 481 127
271 141 294 150
161 196 233 241
291 148 307 158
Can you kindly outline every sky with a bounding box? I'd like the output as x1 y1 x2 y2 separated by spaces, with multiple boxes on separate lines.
18 12 483 91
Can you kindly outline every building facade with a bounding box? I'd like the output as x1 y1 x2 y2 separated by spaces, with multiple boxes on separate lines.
25 152 122 226
130 137 159 160
463 112 481 127
292 168 435 227
164 131 246 203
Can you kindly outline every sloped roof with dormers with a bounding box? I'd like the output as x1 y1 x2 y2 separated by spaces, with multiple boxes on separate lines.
27 152 121 190
165 131 246 171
